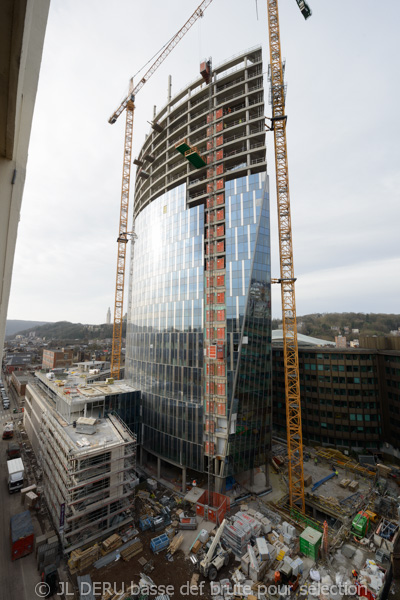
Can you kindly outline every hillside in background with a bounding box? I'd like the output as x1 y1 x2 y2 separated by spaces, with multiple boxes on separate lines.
272 312 400 341
8 313 399 344
6 319 49 337
6 320 123 341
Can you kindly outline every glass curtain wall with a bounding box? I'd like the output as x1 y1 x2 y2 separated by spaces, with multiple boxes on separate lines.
125 184 204 471
225 174 272 475
125 173 271 478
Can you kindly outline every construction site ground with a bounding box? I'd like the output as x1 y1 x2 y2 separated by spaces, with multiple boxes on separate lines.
303 459 372 502
83 526 225 600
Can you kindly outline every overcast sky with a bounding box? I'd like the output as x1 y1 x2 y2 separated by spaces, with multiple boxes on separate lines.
7 0 400 324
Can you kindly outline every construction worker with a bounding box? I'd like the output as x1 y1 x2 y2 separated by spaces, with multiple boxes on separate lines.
352 569 358 579
314 457 318 465
335 470 339 477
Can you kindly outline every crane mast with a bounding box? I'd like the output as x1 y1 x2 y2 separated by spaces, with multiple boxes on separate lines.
110 92 134 381
267 0 310 511
109 0 214 380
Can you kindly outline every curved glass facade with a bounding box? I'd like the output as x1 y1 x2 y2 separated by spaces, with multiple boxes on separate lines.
225 175 272 476
125 184 205 470
125 173 271 477
125 47 271 487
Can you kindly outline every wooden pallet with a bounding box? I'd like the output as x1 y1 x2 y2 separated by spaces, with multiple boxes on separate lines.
121 541 143 561
101 534 122 555
168 534 183 555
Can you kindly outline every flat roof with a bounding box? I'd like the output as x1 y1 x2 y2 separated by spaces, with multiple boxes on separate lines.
272 330 336 347
35 372 137 403
300 526 323 543
63 418 120 450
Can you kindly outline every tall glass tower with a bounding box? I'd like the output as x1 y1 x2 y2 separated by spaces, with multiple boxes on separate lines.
125 47 272 492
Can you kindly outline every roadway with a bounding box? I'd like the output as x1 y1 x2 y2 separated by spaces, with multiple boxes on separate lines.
0 377 45 600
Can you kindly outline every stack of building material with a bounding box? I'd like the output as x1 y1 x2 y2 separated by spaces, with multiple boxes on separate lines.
168 533 183 555
101 534 122 555
68 544 100 574
24 491 39 510
274 540 289 561
222 521 252 556
290 557 304 576
101 588 134 600
348 480 359 491
359 560 386 595
376 464 392 479
260 517 272 534
120 526 139 543
94 538 144 569
37 538 60 572
245 543 269 583
77 574 96 600
20 484 37 506
35 534 47 556
191 540 202 554
281 521 296 544
304 474 312 487
120 539 143 561
340 478 350 488
235 512 262 537
256 537 269 561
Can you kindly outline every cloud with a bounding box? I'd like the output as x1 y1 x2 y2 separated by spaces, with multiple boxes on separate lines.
8 0 400 323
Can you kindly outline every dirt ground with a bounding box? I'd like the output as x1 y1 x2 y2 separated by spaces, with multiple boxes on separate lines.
84 526 233 600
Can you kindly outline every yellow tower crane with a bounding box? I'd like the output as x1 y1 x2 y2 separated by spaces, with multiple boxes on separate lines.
267 0 312 511
109 0 215 380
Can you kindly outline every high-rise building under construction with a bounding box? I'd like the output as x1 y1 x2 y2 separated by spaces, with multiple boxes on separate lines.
125 47 272 492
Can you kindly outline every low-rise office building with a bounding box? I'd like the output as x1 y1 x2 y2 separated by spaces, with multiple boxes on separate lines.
24 373 138 552
273 334 400 457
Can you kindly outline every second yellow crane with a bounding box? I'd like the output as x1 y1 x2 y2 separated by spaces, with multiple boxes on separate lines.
267 0 312 512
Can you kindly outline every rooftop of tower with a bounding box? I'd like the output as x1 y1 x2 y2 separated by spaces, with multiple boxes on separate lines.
133 46 266 218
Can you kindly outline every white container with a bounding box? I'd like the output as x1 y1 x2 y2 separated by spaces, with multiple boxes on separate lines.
256 537 269 561
283 533 293 545
262 521 272 535
255 512 264 521
291 557 304 576
284 555 293 566
241 552 250 576
249 565 260 583
199 529 209 543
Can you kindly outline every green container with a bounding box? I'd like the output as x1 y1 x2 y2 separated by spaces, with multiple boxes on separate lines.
352 513 368 537
299 526 322 561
